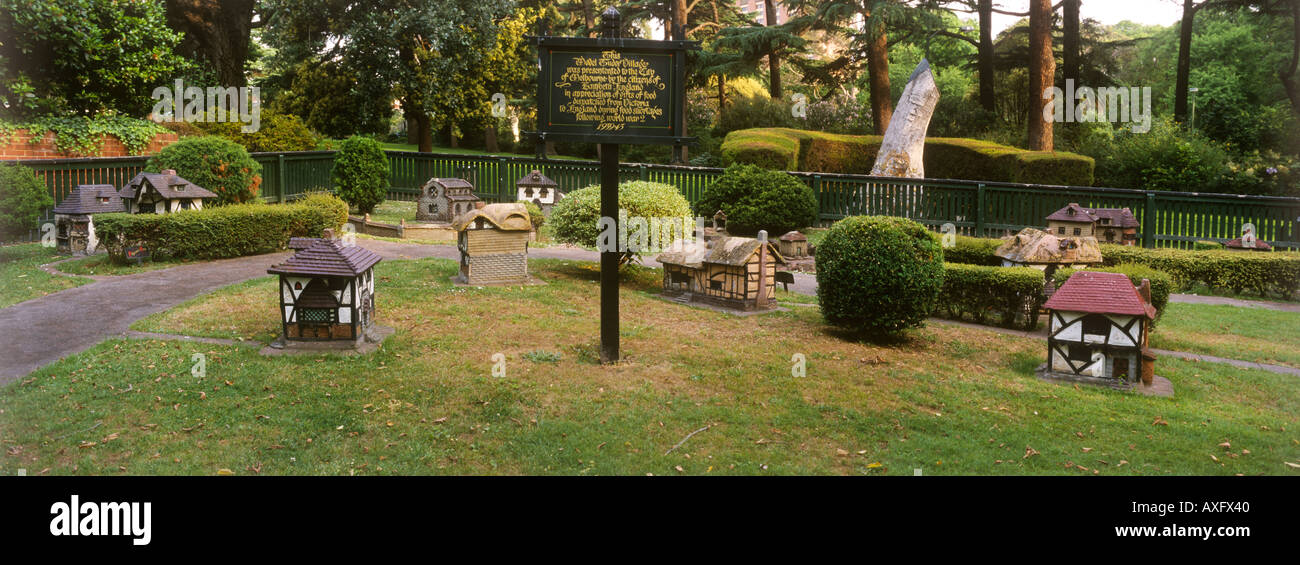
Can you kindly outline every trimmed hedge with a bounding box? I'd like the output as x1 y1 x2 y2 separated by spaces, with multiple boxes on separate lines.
942 235 1005 266
936 263 1046 330
721 128 1095 186
96 198 347 263
816 216 945 336
1053 264 1174 325
1099 244 1300 299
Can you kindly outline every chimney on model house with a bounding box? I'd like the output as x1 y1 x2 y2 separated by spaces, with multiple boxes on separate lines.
1138 278 1152 305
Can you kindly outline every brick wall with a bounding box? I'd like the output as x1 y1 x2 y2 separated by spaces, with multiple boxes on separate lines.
467 252 528 284
0 129 179 160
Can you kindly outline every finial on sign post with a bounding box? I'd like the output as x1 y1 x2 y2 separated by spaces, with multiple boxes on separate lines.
601 6 621 39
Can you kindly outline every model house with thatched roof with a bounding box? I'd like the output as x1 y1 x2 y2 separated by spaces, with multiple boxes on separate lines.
417 178 481 223
52 184 125 254
119 169 217 214
1046 203 1139 245
656 234 785 311
267 235 382 342
452 202 532 285
996 228 1102 274
1040 271 1159 391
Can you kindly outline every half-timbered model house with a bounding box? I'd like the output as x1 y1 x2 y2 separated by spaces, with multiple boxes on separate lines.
515 170 563 216
118 169 217 214
452 202 533 285
52 184 125 254
656 235 786 311
416 177 482 223
267 237 381 342
1040 271 1158 390
1046 203 1139 245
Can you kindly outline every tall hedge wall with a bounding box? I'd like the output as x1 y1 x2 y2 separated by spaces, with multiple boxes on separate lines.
720 128 1095 186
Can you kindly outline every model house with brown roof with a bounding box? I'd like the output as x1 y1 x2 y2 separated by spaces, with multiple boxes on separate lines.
515 170 563 216
1040 271 1158 390
656 234 785 311
452 202 532 285
267 236 382 342
417 178 481 223
119 169 217 214
1046 203 1139 245
52 184 126 254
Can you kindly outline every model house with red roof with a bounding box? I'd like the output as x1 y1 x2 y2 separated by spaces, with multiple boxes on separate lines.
1040 271 1158 390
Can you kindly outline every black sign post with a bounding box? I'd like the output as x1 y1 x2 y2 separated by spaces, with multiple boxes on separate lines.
530 7 698 363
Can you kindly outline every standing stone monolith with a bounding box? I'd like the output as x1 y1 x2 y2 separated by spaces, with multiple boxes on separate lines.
870 59 940 178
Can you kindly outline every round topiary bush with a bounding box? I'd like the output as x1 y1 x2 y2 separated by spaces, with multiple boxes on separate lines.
549 180 693 263
696 163 816 236
0 163 54 240
147 136 263 205
297 192 349 232
331 135 390 214
816 215 945 336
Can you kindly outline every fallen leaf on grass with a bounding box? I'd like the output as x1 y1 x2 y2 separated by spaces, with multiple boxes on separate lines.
1023 446 1039 459
1152 416 1168 426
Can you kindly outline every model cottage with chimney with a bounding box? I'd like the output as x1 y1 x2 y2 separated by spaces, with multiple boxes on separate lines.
656 234 785 311
417 178 481 223
119 169 218 214
267 235 382 342
1046 203 1139 245
1039 271 1165 394
453 202 533 285
52 184 126 254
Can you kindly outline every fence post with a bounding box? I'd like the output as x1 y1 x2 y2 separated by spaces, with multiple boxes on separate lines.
277 154 287 203
976 183 986 238
638 163 648 181
498 156 508 201
1143 192 1157 248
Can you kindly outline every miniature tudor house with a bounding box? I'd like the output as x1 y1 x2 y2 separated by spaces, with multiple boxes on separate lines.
1041 271 1158 389
416 178 482 223
266 235 382 341
656 234 786 311
1046 203 1139 245
777 231 809 258
515 170 563 216
52 184 126 254
452 202 533 285
118 169 218 214
996 227 1102 275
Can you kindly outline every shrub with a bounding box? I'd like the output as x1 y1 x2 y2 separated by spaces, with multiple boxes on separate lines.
1192 240 1222 251
714 95 794 138
816 216 945 335
520 200 544 230
1082 117 1226 191
195 109 322 152
943 235 1005 266
95 200 342 263
1098 244 1300 298
1053 264 1174 325
332 135 390 214
720 128 1095 186
0 163 54 239
549 180 692 264
297 192 349 230
147 136 263 205
937 263 1045 330
697 164 817 236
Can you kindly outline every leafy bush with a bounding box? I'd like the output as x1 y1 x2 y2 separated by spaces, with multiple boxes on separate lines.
147 136 263 205
549 180 692 264
936 263 1045 330
95 199 345 263
296 192 349 229
194 109 322 152
1192 240 1222 251
720 128 1095 186
943 235 1005 266
697 164 817 236
1099 244 1300 299
331 135 390 214
802 95 870 135
816 216 945 335
520 200 544 230
0 163 53 239
714 95 794 138
1053 264 1174 324
1082 117 1226 191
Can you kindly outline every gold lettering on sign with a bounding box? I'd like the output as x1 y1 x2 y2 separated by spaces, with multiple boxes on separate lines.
553 51 668 130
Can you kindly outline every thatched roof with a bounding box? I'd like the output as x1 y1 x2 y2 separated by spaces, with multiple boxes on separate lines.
451 202 531 232
657 236 785 268
995 228 1102 265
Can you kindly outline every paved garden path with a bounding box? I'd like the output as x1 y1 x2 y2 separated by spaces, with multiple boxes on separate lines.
0 239 1287 384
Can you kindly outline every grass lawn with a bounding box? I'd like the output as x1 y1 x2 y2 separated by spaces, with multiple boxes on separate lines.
0 243 90 308
56 253 192 277
362 200 417 226
2 258 1296 476
1150 303 1300 368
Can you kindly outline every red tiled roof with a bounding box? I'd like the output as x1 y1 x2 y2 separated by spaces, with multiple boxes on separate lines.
1225 237 1272 250
1043 271 1155 318
267 239 381 277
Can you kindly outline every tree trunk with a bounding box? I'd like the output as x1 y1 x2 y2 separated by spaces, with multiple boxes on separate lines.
1062 0 1081 86
406 118 419 145
164 0 256 87
866 16 892 134
1174 0 1196 123
765 0 782 99
447 124 458 149
871 60 940 178
583 0 596 37
414 112 433 153
1281 0 1300 116
978 0 995 112
485 124 499 153
1027 0 1055 151
674 0 689 163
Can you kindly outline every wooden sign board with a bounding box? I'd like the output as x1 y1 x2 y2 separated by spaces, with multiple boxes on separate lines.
531 36 698 146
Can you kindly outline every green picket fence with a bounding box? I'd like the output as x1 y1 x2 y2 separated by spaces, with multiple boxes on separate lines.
12 150 1300 249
